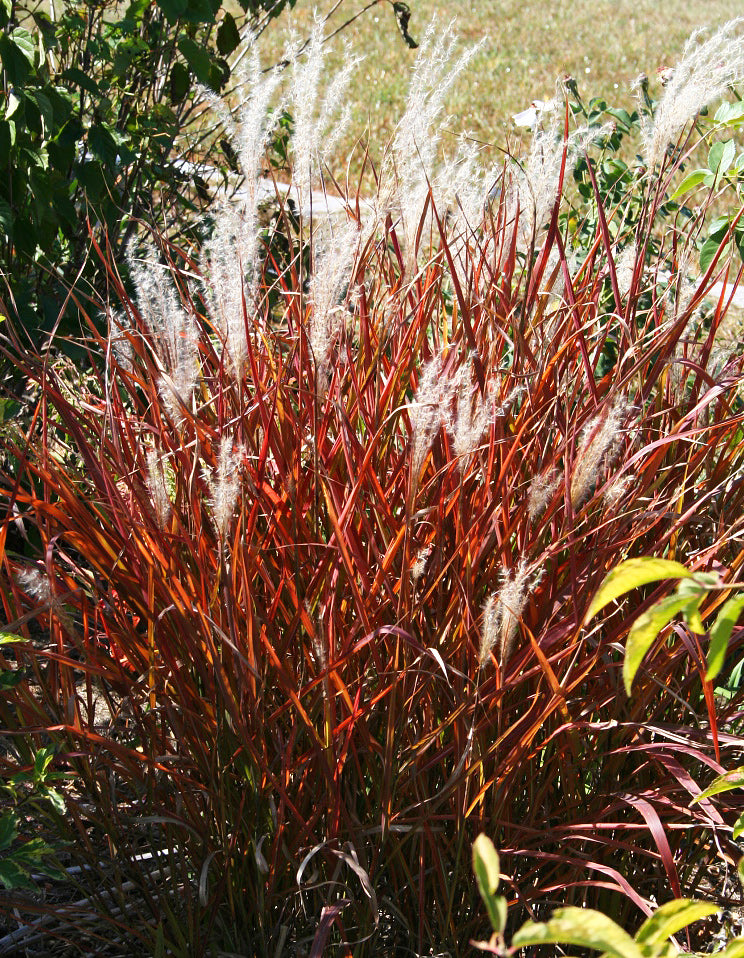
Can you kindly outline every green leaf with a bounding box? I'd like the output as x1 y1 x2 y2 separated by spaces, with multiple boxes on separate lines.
669 169 710 200
0 669 25 690
0 858 33 891
61 67 100 96
177 36 214 86
169 61 190 103
9 28 35 66
733 811 744 840
585 558 691 623
217 12 240 56
634 899 718 945
700 235 728 273
718 937 744 958
0 633 23 645
156 0 188 22
43 787 66 815
708 139 736 187
624 594 694 695
4 89 21 122
472 834 506 933
0 812 18 853
691 766 744 804
34 746 56 782
715 101 744 126
512 907 643 958
707 595 744 680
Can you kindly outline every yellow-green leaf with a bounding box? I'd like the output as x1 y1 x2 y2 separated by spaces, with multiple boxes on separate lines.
472 834 505 933
707 595 744 681
585 559 691 624
669 169 710 200
733 811 744 840
634 899 718 945
512 907 643 958
624 595 693 695
690 767 744 804
718 937 744 958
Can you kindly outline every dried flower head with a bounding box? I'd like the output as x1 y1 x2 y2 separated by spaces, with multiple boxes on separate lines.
479 593 500 668
570 398 630 509
446 362 491 467
410 354 457 480
527 469 563 521
146 446 172 530
641 19 744 169
308 218 361 389
411 544 434 583
479 561 541 669
511 98 610 247
16 566 53 604
614 244 637 300
207 435 243 542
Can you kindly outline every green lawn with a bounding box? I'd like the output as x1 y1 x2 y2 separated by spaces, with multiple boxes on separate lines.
253 0 744 168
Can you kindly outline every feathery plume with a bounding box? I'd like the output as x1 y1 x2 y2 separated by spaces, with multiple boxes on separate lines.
377 20 484 267
511 97 610 247
146 446 172 530
479 593 500 669
308 217 361 390
527 469 562 521
410 353 457 480
107 308 135 376
614 244 637 300
497 561 535 667
570 398 630 509
641 19 744 169
207 435 243 542
288 20 359 204
128 247 199 425
200 46 284 377
446 363 491 467
479 561 541 669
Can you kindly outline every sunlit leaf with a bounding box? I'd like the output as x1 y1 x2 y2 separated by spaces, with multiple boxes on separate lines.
585 558 691 624
634 899 718 945
473 834 506 933
691 767 744 804
624 594 694 695
707 595 744 681
669 169 709 200
512 907 643 958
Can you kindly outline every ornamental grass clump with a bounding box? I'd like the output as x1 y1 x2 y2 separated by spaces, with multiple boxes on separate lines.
2 18 744 958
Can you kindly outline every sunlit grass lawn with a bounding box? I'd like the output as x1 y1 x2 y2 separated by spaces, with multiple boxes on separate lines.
253 0 744 169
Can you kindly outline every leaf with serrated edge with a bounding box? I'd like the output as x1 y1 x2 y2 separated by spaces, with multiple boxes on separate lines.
707 595 744 681
512 907 643 958
634 899 718 945
624 595 694 695
585 559 691 623
690 767 744 804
